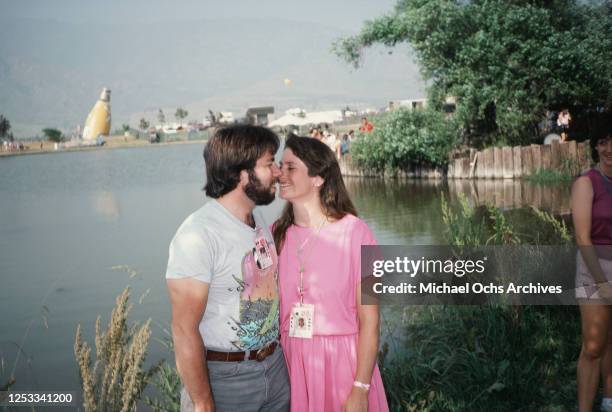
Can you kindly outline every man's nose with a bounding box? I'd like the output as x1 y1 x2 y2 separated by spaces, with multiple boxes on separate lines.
272 163 282 177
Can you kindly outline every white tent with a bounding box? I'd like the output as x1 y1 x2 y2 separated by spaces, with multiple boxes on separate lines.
268 114 312 127
269 110 343 127
306 110 343 124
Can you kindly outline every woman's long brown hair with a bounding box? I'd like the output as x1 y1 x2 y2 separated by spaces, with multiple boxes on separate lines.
272 135 358 253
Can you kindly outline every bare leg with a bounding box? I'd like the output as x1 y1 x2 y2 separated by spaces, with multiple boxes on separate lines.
601 328 612 398
578 303 611 412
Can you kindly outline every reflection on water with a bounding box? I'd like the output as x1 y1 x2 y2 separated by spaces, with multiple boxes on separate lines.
0 145 573 392
446 179 572 215
345 178 447 244
92 190 121 220
345 177 573 244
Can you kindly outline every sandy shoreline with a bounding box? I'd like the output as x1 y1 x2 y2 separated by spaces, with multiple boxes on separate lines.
0 136 208 158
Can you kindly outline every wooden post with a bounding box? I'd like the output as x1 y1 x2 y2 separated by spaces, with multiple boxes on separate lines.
551 140 561 169
532 144 542 171
454 158 462 179
475 150 485 179
541 144 552 170
521 146 533 175
559 142 569 168
484 148 494 179
462 157 471 179
513 146 522 178
470 152 479 178
493 147 503 179
502 147 514 179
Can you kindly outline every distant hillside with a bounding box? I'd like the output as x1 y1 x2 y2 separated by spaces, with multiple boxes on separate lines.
0 17 425 137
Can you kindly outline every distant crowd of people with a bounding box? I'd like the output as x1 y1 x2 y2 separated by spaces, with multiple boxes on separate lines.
1 140 25 152
300 117 375 160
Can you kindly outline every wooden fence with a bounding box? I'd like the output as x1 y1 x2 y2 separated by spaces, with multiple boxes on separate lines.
339 140 592 180
447 140 591 179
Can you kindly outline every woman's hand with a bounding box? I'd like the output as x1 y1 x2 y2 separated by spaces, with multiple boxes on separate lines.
342 387 368 412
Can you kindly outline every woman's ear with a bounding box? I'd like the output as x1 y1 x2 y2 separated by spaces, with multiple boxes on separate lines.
313 176 324 188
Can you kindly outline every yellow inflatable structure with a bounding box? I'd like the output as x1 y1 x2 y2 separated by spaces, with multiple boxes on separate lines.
82 88 111 141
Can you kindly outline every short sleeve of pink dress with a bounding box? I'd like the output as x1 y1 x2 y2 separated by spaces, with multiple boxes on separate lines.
278 214 389 412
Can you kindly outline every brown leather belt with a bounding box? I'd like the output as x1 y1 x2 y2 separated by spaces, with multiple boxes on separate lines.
206 342 277 362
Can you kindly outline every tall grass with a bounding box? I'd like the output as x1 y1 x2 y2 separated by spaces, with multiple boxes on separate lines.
380 194 580 411
145 331 180 412
380 305 579 411
524 156 585 184
74 286 158 412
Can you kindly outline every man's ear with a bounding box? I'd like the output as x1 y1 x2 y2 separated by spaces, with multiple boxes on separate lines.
239 169 249 188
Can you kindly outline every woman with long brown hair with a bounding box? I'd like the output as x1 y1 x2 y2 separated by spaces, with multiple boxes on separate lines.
273 135 388 412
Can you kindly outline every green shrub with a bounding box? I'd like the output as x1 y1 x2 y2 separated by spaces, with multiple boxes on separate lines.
351 108 460 173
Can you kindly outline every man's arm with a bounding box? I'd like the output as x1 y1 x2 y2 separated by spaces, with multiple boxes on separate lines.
167 278 214 412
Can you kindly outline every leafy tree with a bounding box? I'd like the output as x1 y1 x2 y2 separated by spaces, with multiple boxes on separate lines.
139 118 150 130
122 124 130 133
0 115 11 139
157 109 166 125
174 107 188 126
334 0 612 147
42 128 63 143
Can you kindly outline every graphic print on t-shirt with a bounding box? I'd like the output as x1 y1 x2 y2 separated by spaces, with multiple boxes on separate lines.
228 239 279 350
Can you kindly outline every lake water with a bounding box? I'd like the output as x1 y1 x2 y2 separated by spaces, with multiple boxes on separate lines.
0 144 572 395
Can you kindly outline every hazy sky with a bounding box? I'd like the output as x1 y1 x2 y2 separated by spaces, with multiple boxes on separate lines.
1 0 397 30
0 0 427 137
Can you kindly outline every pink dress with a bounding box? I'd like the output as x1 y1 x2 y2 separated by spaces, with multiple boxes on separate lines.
278 214 389 412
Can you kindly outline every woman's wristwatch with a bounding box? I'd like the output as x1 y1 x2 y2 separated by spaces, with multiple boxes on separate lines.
353 381 371 391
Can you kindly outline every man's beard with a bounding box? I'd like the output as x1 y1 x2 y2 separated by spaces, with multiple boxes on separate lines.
244 169 276 205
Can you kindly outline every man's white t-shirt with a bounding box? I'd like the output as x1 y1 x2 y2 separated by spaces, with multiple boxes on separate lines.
166 200 279 352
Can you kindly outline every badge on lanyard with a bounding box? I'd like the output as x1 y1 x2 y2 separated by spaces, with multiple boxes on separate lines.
289 303 314 338
253 236 273 270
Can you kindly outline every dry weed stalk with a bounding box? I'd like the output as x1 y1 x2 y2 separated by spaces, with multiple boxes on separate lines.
74 287 155 411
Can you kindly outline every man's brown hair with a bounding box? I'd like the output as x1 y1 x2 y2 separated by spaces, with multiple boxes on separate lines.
203 125 279 198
